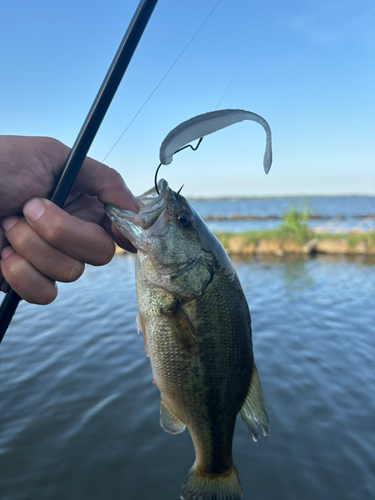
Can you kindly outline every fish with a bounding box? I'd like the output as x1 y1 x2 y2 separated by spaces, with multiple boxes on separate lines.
105 179 269 500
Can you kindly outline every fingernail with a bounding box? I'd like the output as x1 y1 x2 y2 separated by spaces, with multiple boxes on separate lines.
2 216 19 232
1 246 15 260
23 198 46 222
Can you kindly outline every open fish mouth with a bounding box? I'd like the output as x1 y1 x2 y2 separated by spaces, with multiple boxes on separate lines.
105 179 170 250
137 178 169 211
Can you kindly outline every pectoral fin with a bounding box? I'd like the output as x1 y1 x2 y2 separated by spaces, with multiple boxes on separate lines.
239 363 270 441
135 311 149 356
136 312 142 334
161 301 198 356
160 400 186 434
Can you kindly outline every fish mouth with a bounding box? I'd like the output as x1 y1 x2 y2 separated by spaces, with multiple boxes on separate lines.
105 179 170 250
137 179 168 211
137 179 169 229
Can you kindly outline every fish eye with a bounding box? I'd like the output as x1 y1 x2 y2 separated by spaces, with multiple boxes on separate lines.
176 211 193 228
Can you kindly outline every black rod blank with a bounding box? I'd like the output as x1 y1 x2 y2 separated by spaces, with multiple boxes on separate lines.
0 0 159 342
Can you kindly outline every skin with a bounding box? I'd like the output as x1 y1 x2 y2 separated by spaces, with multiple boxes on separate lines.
0 135 136 305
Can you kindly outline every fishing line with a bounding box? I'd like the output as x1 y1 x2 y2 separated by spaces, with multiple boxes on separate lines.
215 0 273 109
70 0 223 206
155 1 273 189
61 0 272 204
102 0 222 164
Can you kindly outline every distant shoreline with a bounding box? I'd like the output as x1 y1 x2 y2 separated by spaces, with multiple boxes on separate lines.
188 194 375 202
204 214 373 221
216 232 375 256
114 193 375 257
115 231 375 256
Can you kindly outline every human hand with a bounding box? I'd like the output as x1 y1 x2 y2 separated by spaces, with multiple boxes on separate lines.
0 136 138 305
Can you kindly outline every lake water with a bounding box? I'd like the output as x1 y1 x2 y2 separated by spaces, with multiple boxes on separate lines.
192 196 375 233
0 252 374 500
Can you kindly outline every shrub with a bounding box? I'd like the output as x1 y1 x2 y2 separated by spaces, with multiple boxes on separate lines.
278 203 313 243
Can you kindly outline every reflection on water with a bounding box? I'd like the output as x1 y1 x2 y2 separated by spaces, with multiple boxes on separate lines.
0 254 374 500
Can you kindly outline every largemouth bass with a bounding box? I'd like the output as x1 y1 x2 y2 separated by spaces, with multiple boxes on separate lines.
105 179 269 500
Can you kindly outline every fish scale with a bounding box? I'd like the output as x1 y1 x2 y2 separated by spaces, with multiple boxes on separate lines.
105 179 269 500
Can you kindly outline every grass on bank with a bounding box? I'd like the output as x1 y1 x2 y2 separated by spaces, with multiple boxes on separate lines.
216 203 313 246
214 204 375 253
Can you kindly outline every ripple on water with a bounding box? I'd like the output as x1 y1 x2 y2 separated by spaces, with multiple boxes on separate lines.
0 254 374 500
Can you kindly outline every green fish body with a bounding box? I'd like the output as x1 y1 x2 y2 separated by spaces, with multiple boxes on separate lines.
105 180 269 500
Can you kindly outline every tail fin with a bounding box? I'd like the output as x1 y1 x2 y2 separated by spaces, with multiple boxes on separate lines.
180 464 242 500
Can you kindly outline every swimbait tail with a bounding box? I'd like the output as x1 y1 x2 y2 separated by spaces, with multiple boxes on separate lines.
159 108 273 173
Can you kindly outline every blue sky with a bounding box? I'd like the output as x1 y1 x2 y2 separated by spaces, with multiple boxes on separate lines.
1 0 374 197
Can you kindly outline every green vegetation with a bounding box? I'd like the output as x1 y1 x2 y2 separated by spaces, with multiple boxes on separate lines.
216 204 314 246
277 202 313 244
213 204 375 255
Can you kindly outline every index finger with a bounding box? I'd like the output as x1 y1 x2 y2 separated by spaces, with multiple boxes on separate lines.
72 158 140 213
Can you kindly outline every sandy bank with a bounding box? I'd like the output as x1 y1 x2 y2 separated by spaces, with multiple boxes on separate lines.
218 234 375 256
115 232 375 256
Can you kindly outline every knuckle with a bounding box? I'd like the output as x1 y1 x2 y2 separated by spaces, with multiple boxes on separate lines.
1 253 27 290
106 166 123 184
3 252 19 274
35 284 58 305
1 252 58 305
24 282 58 305
38 137 69 166
92 239 115 266
60 259 85 282
43 215 65 244
12 229 33 254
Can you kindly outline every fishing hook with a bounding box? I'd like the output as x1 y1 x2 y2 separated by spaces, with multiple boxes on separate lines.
154 137 203 194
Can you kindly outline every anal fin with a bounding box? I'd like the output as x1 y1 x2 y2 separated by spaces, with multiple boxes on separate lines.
239 363 270 441
160 400 186 434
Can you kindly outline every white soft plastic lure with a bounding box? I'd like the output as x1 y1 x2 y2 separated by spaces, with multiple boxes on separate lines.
159 109 272 174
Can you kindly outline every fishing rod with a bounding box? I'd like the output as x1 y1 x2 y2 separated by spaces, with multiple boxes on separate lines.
0 0 159 343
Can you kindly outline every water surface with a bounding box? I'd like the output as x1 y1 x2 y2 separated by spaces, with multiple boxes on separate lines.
0 253 374 500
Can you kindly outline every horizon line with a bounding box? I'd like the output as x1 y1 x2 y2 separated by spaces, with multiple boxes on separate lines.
186 193 375 201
